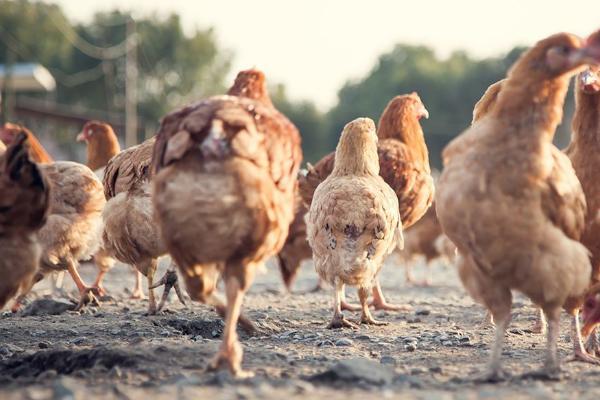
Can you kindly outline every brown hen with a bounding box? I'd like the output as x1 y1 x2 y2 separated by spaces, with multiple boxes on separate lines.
566 65 600 355
0 134 50 308
102 137 185 314
77 121 144 299
436 31 600 381
152 69 302 376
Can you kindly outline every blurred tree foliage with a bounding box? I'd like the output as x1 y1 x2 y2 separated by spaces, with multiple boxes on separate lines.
327 44 576 168
0 1 576 166
0 0 230 143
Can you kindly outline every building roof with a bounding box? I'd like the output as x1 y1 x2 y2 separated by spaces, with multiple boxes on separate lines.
0 63 56 92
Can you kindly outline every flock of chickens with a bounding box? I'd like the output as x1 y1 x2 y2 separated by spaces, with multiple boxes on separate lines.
1 29 600 381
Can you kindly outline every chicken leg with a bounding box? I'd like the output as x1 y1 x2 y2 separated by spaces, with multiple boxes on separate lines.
206 275 253 377
520 308 562 380
328 281 358 329
531 308 548 335
567 312 600 365
340 286 361 312
67 259 100 310
130 269 145 299
358 287 387 326
150 261 186 311
370 278 412 311
142 259 158 315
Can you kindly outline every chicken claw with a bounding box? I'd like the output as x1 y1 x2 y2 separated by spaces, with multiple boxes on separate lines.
327 313 358 329
206 336 254 378
150 266 186 311
74 287 101 311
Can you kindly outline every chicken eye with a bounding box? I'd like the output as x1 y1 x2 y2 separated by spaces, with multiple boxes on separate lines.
560 46 571 55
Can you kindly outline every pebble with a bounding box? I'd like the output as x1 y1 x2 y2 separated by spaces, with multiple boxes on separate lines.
71 337 86 345
38 341 51 349
415 308 431 316
405 343 417 352
335 338 353 347
317 340 334 347
380 356 397 366
442 340 453 347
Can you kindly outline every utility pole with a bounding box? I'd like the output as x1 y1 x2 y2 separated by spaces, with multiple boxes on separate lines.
125 16 138 148
1 48 15 124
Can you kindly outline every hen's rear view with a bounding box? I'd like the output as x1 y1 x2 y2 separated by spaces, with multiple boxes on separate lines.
307 118 401 328
152 69 302 376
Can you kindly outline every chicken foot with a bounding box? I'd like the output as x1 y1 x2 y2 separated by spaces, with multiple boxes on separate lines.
369 279 412 311
520 308 562 380
340 287 361 312
149 262 186 311
358 287 387 326
567 312 600 365
474 311 511 382
328 282 358 329
530 308 547 335
67 260 100 311
206 275 253 378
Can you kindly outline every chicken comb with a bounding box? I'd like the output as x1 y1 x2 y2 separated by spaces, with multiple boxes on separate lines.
227 69 273 107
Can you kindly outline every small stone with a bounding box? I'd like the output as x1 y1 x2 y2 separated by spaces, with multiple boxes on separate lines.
309 358 393 385
317 340 334 347
415 308 431 316
380 356 396 366
442 340 453 346
110 329 120 336
38 341 51 349
211 330 219 338
405 344 417 352
71 337 85 345
335 338 353 347
429 366 443 373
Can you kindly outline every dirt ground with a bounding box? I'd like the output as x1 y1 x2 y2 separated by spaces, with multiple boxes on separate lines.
1 256 600 400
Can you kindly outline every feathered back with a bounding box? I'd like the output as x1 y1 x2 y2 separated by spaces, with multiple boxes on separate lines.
104 137 155 199
0 133 50 233
152 70 301 196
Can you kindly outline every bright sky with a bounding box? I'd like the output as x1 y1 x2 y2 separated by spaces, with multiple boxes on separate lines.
52 0 599 108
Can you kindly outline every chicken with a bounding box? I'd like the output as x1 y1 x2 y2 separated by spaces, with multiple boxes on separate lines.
102 137 185 314
77 121 144 299
0 123 53 163
395 204 456 286
13 157 106 310
0 133 50 308
299 92 434 310
565 65 600 356
277 196 312 292
152 69 302 376
308 117 401 329
436 31 600 381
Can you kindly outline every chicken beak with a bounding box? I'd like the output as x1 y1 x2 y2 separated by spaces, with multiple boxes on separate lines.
76 132 86 142
418 105 429 120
